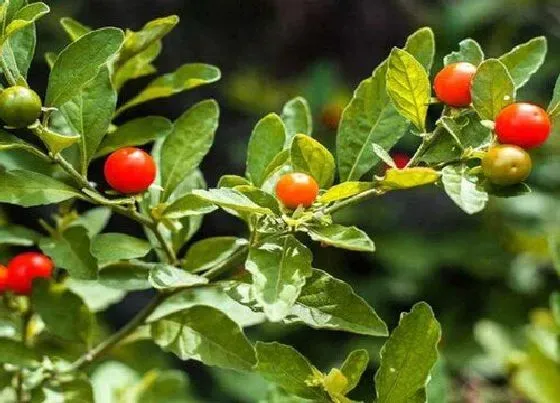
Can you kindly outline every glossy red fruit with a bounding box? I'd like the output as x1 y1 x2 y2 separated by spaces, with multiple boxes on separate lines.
495 103 552 149
275 173 319 209
392 153 411 169
433 62 477 107
7 252 53 295
104 147 157 194
0 266 8 292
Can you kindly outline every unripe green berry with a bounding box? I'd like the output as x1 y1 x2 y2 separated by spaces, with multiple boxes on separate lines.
0 86 42 128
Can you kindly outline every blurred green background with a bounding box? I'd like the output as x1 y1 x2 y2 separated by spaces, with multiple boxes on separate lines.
11 0 560 401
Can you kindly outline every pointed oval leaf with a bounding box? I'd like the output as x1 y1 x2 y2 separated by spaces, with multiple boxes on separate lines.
499 37 547 89
151 305 257 371
46 27 125 107
290 134 335 188
404 27 435 72
33 125 80 155
281 96 313 146
60 17 91 41
218 174 251 188
386 48 430 132
340 349 369 394
98 261 154 290
318 182 373 204
471 59 515 120
381 167 439 190
148 265 208 290
444 39 484 66
375 302 442 403
91 233 151 265
193 188 273 216
306 224 374 252
4 2 49 39
183 237 248 273
162 193 217 220
114 41 161 90
0 225 40 246
441 164 488 214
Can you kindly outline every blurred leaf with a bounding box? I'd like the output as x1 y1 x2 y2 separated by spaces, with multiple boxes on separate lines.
0 225 40 246
66 278 125 312
246 235 312 321
441 164 488 214
381 167 439 190
471 59 515 120
403 27 435 72
92 233 151 265
306 224 374 252
60 17 91 41
444 39 484 66
286 268 388 336
336 61 408 181
151 305 256 371
31 279 93 343
136 370 192 403
375 302 441 403
0 170 82 207
386 48 430 132
246 113 286 186
162 193 217 219
161 100 219 200
281 97 313 146
512 343 560 403
43 378 93 403
551 293 560 327
95 116 172 158
46 28 124 107
193 188 273 216
318 182 372 204
40 226 98 280
60 66 116 173
98 261 153 290
183 237 248 273
485 182 531 198
499 37 547 89
0 338 38 367
548 75 560 120
340 349 369 394
148 265 208 290
117 64 221 115
69 207 111 237
218 175 251 188
114 41 161 91
3 2 49 39
426 358 449 403
255 342 329 401
290 134 335 188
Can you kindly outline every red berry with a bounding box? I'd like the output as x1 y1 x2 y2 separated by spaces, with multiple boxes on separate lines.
6 252 53 295
0 266 8 292
392 153 410 169
495 103 552 149
104 147 156 194
275 173 319 209
434 62 477 107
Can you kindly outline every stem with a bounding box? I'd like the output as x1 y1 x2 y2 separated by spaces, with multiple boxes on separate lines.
16 311 32 403
69 292 167 372
324 188 384 215
150 223 177 265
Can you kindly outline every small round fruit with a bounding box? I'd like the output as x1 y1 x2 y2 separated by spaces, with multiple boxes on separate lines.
0 266 8 292
433 62 477 107
392 153 411 169
275 173 319 209
321 103 344 130
482 145 532 186
104 147 157 194
495 103 552 149
0 86 42 128
7 252 53 295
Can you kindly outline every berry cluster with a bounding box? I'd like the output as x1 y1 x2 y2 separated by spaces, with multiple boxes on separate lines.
0 252 53 295
434 62 552 186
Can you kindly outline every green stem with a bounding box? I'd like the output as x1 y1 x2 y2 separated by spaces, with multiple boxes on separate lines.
0 54 17 87
15 310 32 403
324 188 384 215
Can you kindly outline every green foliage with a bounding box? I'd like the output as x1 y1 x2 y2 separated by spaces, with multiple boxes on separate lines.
471 59 515 120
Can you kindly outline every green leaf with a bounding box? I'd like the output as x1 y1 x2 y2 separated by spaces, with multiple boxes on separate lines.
92 233 151 265
246 113 286 186
66 279 125 312
372 143 397 167
441 164 488 214
381 167 439 190
426 358 450 403
0 338 38 367
306 224 374 252
0 225 40 246
118 15 179 64
161 100 219 200
471 59 515 120
548 75 560 119
136 370 192 403
183 237 248 273
161 193 217 220
117 64 221 115
43 378 94 403
290 134 335 188
0 170 82 207
512 343 560 403
255 342 329 401
193 188 274 216
338 350 368 395
1 0 37 80
60 17 91 41
375 302 442 403
336 61 408 181
281 97 313 146
40 226 98 280
69 207 111 237
44 52 56 68
246 235 313 321
403 27 435 72
59 66 116 173
151 305 257 371
98 260 153 290
3 2 49 39
46 27 124 107
444 39 484 66
261 150 290 186
551 292 560 327
114 41 161 91
318 182 372 204
148 265 208 290
287 268 388 336
91 362 140 403
235 185 282 215
95 116 172 158
32 125 80 155
218 175 251 188
499 37 547 89
31 279 93 343
386 48 430 132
